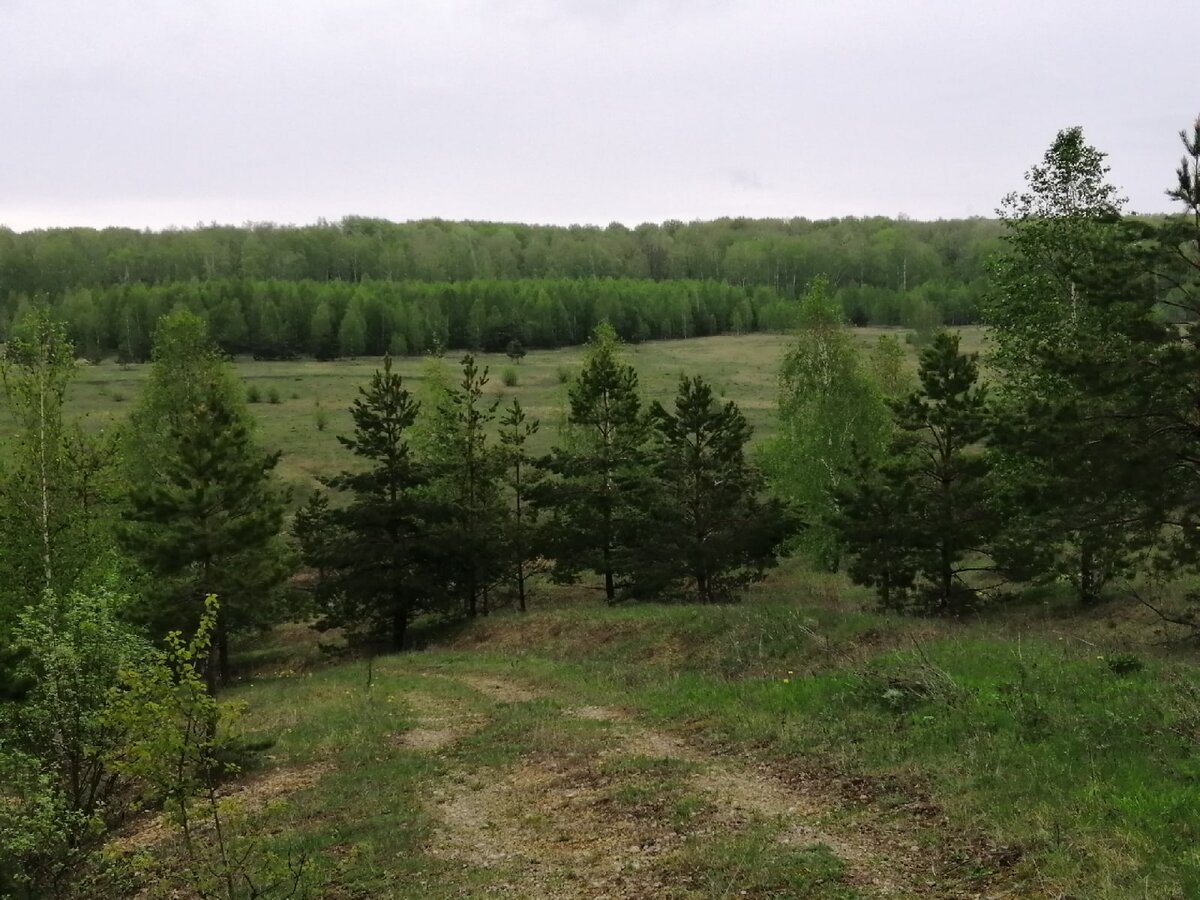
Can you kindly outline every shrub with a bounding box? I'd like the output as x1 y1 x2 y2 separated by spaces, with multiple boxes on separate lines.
267 386 282 404
556 365 572 384
105 596 306 899
246 384 262 403
502 367 519 387
0 587 153 895
314 402 329 432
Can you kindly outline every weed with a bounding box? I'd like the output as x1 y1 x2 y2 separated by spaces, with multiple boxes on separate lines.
501 367 518 387
247 384 262 404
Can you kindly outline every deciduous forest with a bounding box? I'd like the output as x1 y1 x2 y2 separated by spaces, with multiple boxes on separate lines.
1 216 998 360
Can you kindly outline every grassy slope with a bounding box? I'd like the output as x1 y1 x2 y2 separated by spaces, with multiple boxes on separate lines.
103 580 1199 899
442 602 1200 896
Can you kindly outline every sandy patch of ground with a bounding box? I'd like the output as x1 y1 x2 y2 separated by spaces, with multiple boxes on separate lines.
109 761 331 853
394 689 485 752
454 673 544 703
425 680 1016 898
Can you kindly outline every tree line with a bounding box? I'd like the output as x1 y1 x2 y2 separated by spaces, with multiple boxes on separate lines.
7 277 806 363
0 216 1005 357
1 214 1000 299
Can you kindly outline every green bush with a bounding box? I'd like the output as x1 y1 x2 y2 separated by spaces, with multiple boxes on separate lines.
0 587 153 896
247 383 262 403
267 386 282 404
502 367 518 387
105 596 305 898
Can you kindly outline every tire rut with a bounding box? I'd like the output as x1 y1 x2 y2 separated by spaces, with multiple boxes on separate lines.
424 673 1011 898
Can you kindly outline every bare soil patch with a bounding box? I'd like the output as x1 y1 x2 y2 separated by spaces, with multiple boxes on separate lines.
109 761 331 853
425 684 1020 898
393 689 484 753
454 673 544 703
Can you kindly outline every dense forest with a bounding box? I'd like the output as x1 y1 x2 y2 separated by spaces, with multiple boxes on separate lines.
0 216 999 359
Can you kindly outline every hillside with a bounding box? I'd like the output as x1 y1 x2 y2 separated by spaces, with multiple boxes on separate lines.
89 580 1200 899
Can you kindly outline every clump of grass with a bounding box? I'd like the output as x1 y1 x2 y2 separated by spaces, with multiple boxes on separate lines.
556 366 572 384
111 390 126 403
246 384 262 404
501 367 518 387
314 402 329 432
267 386 282 404
1104 652 1144 676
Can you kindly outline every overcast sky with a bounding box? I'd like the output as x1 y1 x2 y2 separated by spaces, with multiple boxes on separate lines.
1 0 1196 232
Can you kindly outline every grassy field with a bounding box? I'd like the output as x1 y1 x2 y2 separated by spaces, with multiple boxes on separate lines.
33 327 981 493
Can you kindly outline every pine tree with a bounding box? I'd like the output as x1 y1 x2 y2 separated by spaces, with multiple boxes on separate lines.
422 355 507 617
499 398 544 612
505 338 527 364
898 332 996 612
538 323 653 603
309 355 431 648
647 376 796 602
830 448 920 611
121 311 288 691
836 332 996 614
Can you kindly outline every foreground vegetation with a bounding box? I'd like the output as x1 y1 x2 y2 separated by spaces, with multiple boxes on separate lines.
74 595 1200 898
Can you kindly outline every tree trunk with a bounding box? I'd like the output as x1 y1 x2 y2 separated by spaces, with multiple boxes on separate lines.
217 614 230 687
392 604 407 650
205 630 220 696
1077 533 1104 606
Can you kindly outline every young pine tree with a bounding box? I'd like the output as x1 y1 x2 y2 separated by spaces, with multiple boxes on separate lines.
121 312 289 691
836 332 996 614
538 323 654 603
422 355 507 617
306 355 431 648
647 376 797 603
499 398 545 612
